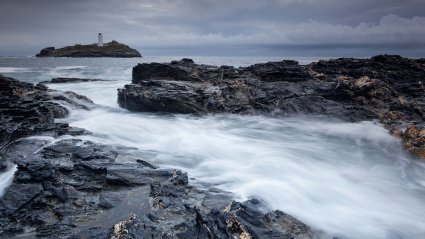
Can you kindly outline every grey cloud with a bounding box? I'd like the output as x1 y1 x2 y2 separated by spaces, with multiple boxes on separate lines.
0 0 424 56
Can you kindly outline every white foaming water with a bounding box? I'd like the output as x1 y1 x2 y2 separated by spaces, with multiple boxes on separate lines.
0 67 30 73
0 165 17 197
59 107 425 239
1 57 425 238
52 67 425 238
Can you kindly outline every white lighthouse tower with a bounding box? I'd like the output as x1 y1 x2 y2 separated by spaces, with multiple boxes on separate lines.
98 33 103 47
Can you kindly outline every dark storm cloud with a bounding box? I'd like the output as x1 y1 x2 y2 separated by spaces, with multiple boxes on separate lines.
0 0 424 56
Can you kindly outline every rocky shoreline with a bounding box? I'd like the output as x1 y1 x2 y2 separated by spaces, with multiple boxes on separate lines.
118 55 425 159
0 75 320 238
1 54 425 238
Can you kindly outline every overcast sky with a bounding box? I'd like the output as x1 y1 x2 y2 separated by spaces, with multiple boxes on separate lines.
1 0 425 56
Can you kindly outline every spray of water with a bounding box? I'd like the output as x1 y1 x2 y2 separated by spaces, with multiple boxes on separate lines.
0 165 17 197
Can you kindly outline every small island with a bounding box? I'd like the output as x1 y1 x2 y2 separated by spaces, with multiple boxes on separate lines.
36 34 141 58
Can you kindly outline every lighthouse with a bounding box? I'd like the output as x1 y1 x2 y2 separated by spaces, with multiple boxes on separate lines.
98 33 103 47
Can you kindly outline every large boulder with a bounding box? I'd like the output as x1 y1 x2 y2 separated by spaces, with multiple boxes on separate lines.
118 56 424 119
117 55 425 158
109 199 318 239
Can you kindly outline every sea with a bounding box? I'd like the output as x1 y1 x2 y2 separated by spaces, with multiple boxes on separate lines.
1 56 425 239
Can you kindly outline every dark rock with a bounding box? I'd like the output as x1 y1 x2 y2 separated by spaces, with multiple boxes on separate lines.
132 62 203 83
40 77 108 84
0 132 320 238
35 224 78 238
118 81 211 113
99 193 122 209
16 160 58 183
106 168 153 186
402 125 425 158
310 54 425 96
4 55 424 238
1 184 43 215
118 55 425 158
136 159 157 169
31 211 53 224
37 47 55 56
181 58 194 63
1 133 318 239
65 127 91 136
0 74 92 151
36 41 141 58
109 199 318 239
0 161 7 172
246 60 311 82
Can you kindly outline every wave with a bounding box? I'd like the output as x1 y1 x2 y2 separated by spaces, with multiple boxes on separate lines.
0 67 31 73
0 164 17 197
59 108 425 239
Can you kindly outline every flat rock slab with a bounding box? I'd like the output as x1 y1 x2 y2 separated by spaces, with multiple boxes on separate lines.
1 184 43 214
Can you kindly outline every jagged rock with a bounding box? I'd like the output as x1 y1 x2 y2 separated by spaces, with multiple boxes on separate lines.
15 160 58 183
403 125 425 158
1 110 318 238
0 133 320 238
109 199 318 239
120 55 424 118
36 41 141 58
0 74 93 151
118 55 425 158
310 55 425 96
132 62 202 83
245 60 311 82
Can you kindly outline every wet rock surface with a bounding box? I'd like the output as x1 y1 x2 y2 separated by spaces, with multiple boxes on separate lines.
110 199 318 239
0 75 93 151
402 125 425 158
118 55 425 158
0 75 321 238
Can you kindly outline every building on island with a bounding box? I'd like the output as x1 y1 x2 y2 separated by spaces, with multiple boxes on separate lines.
98 33 103 47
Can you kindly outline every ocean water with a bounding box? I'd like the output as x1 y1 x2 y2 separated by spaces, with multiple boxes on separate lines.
1 56 425 239
0 164 17 197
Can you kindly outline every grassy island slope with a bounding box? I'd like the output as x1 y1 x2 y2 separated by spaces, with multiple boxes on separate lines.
36 40 141 58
